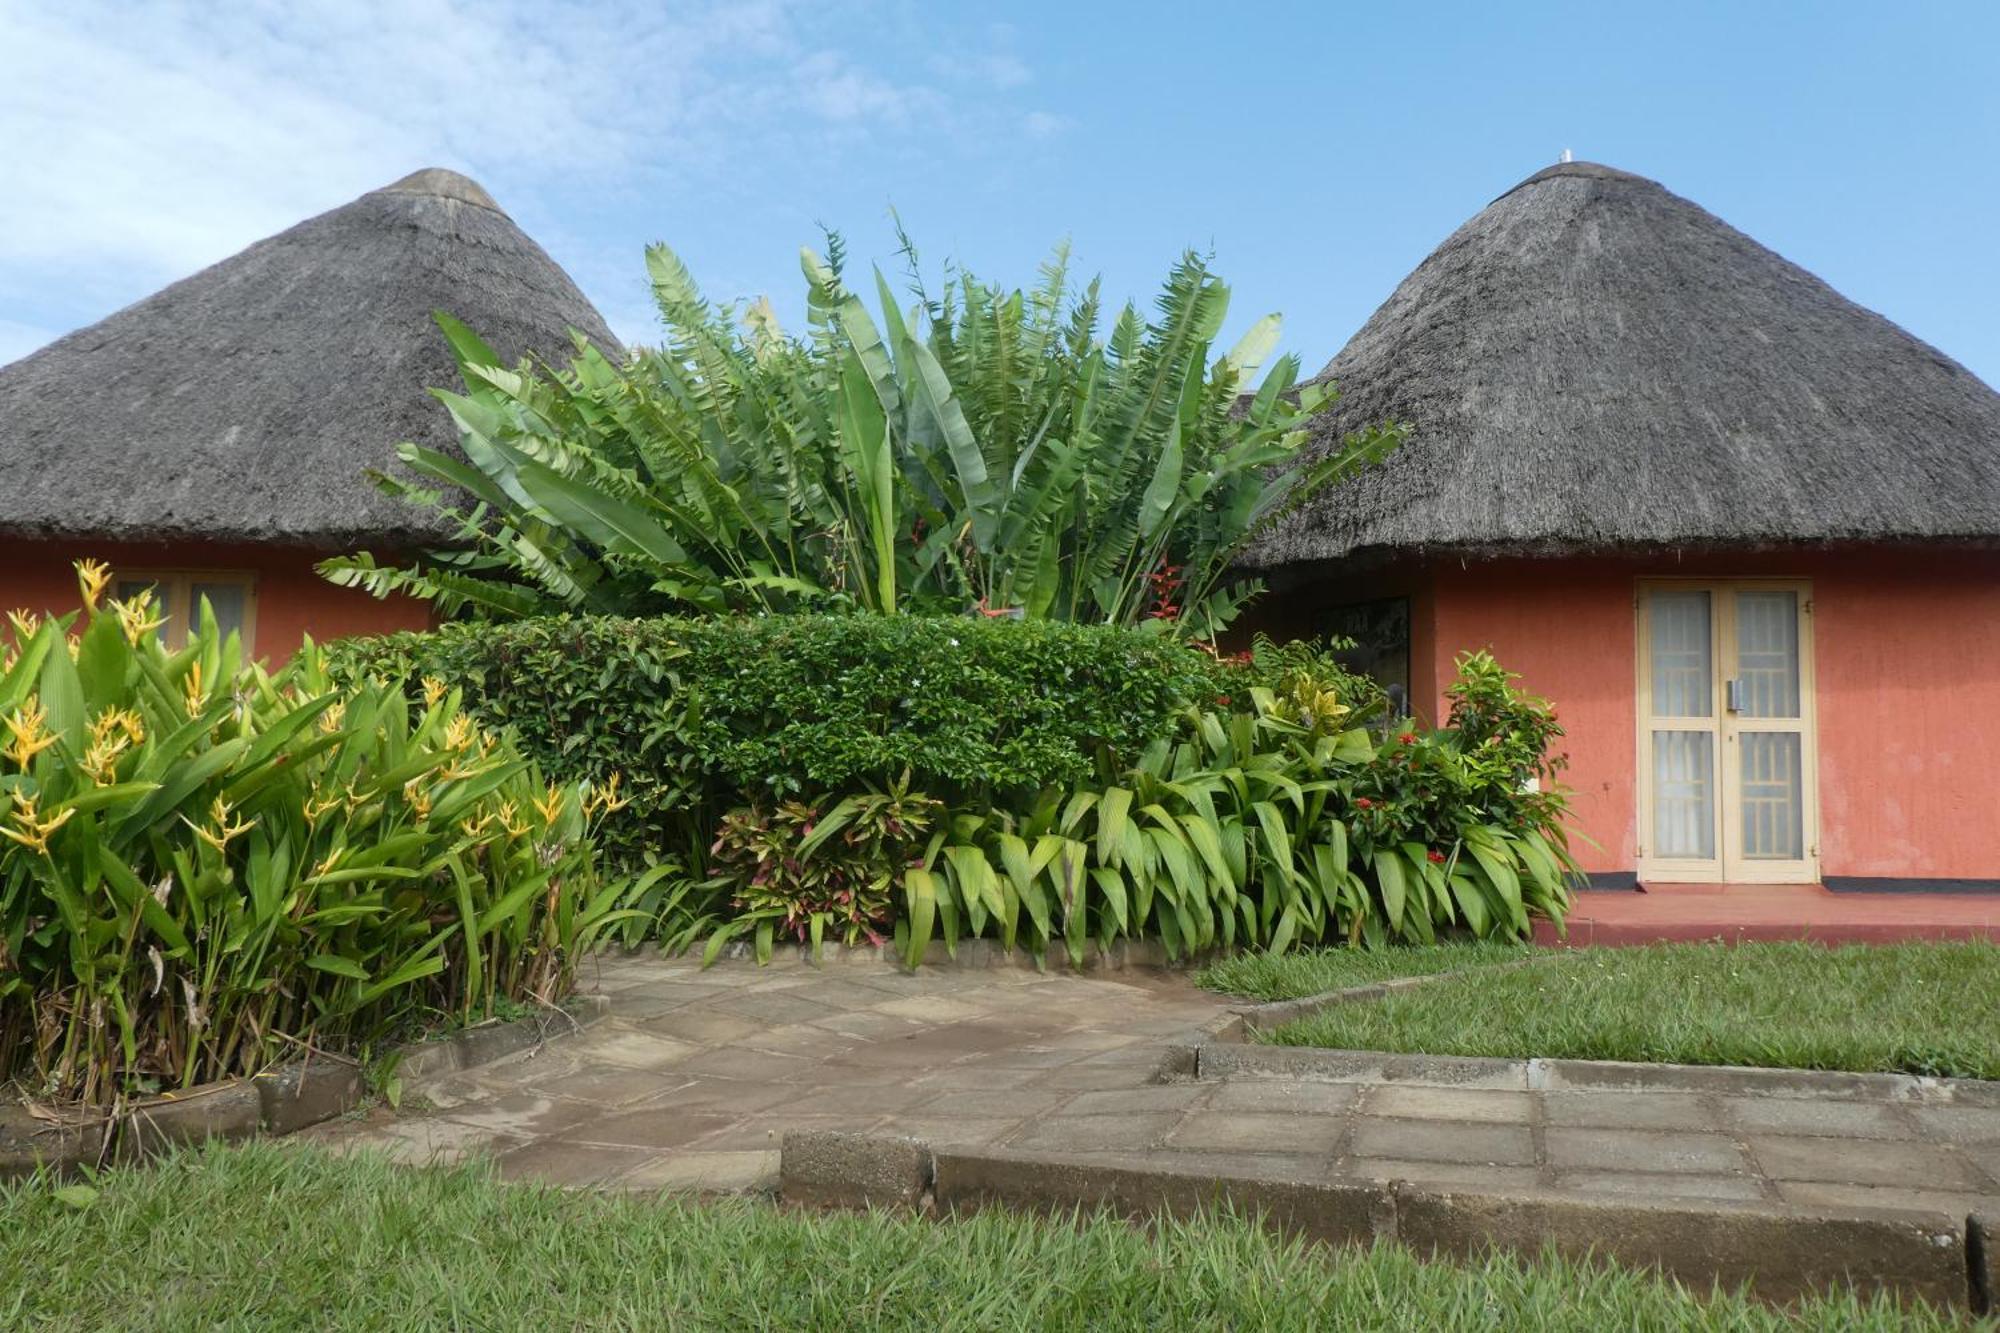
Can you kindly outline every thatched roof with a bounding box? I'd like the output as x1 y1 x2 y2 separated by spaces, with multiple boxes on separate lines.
0 168 622 548
1246 161 2000 566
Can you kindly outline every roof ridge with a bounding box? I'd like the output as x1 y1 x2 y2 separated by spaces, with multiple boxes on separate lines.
374 168 504 215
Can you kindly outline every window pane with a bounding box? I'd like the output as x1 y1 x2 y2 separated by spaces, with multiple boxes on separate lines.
1740 732 1804 859
190 582 248 646
1648 590 1712 717
1651 730 1715 859
1735 592 1800 719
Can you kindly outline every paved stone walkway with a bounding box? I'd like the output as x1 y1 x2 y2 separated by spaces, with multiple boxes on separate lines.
301 957 2000 1214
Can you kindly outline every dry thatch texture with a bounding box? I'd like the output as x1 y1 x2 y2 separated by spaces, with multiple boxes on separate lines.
1245 161 2000 566
0 169 622 548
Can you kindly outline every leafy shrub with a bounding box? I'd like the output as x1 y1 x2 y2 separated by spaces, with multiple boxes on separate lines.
328 614 1223 863
0 566 643 1105
322 238 1406 639
709 778 939 955
698 651 1578 965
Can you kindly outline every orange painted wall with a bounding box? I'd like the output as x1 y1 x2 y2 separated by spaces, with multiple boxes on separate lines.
0 537 430 664
1425 547 2000 882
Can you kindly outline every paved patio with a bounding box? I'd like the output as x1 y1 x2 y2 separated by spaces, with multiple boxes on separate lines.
300 956 2000 1214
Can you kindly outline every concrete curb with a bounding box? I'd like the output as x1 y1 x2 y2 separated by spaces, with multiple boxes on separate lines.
1193 1042 2000 1106
0 993 609 1180
1217 956 1553 1035
779 1133 1980 1309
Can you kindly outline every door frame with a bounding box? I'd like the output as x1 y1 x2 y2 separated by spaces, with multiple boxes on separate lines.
1635 578 1820 885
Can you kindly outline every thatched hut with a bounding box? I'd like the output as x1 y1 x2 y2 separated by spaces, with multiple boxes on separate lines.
1246 160 2000 892
0 168 620 659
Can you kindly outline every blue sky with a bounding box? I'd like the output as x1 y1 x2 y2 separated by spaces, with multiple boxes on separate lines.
4 1 1997 384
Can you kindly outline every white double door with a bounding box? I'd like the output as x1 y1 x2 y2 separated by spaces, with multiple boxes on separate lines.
1638 582 1818 884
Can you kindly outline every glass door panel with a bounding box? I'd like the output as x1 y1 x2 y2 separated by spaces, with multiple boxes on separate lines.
1722 589 1812 875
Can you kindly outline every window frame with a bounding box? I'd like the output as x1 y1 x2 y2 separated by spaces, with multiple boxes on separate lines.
112 569 259 654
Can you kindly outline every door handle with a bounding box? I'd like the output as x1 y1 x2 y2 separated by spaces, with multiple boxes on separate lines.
1725 679 1744 713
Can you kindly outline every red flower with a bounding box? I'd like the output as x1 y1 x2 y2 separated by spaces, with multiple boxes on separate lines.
1216 695 1232 707
1397 731 1416 745
1426 849 1446 864
1354 797 1374 809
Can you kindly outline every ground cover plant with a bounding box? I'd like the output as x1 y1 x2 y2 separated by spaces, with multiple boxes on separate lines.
334 618 1580 963
1 566 642 1105
1259 940 2000 1080
322 235 1406 638
1195 938 1531 1001
0 1144 1964 1332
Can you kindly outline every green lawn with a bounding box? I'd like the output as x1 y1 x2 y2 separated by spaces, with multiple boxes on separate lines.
0 1146 1959 1331
1224 941 2000 1080
1194 939 1530 1000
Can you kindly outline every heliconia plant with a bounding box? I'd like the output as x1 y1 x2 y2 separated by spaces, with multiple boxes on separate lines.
0 562 652 1106
320 235 1407 640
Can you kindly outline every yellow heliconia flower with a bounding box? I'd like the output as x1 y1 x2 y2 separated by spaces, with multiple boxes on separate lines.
302 791 343 827
402 778 433 820
458 810 497 840
312 846 346 878
80 734 130 786
421 676 447 708
183 796 255 853
73 559 112 611
182 661 207 716
3 698 58 769
109 594 167 647
496 798 529 840
531 782 565 827
5 608 41 643
588 771 631 817
319 700 347 735
442 714 475 753
1 792 75 854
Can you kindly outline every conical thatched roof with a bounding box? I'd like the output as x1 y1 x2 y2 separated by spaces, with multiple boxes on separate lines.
0 169 622 548
1247 161 2000 566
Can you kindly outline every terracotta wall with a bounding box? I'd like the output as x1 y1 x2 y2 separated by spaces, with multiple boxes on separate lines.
1424 547 2000 883
0 537 430 664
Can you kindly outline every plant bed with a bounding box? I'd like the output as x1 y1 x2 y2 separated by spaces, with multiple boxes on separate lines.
0 1142 1970 1329
1248 941 2000 1080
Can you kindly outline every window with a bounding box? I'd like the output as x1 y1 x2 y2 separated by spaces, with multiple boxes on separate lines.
1323 597 1411 714
112 571 258 652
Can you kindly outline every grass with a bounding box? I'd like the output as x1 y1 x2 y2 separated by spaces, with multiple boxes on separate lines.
0 1145 1966 1331
1194 939 1529 1000
1239 941 2000 1080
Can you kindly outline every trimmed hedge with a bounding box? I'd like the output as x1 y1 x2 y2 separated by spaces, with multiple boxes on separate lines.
328 615 1222 859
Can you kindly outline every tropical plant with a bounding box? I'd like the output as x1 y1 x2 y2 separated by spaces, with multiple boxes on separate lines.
701 652 1577 968
322 237 1407 639
707 776 940 958
0 564 647 1106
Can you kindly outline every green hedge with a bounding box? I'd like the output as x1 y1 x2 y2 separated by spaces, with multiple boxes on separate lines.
328 615 1221 859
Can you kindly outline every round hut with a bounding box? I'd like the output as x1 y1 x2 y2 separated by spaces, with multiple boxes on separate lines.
1247 160 2000 893
0 168 621 659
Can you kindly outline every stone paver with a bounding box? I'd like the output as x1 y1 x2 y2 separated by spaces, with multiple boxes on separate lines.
297 956 2000 1219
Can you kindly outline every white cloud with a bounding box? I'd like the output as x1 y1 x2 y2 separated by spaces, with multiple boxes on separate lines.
0 0 982 335
1023 111 1070 139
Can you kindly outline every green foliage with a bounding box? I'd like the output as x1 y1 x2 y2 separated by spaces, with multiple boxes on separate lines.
0 567 642 1105
331 615 1576 965
320 237 1406 639
327 614 1221 863
899 651 1578 969
708 777 940 959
